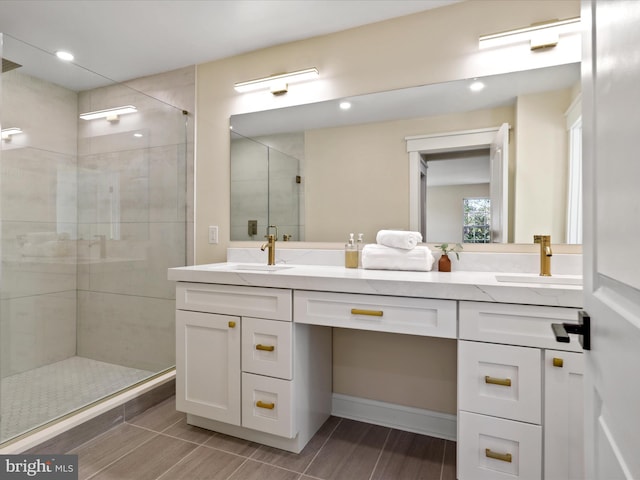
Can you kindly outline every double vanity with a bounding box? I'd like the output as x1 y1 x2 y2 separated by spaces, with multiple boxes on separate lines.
169 259 583 480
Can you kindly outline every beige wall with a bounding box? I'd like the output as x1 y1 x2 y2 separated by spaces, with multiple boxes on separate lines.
305 106 513 243
195 0 580 414
515 88 573 243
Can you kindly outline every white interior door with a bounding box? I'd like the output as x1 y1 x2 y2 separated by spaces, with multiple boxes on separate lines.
489 123 509 243
582 1 640 478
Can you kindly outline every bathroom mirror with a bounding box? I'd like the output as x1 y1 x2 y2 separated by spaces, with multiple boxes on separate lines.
230 62 581 244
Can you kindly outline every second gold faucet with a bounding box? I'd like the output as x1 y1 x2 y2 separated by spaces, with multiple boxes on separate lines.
533 234 552 276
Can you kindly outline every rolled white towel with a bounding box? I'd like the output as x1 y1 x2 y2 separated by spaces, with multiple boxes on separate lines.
375 230 423 250
361 244 435 272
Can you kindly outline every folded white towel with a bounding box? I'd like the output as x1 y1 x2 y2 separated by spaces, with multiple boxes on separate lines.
375 230 423 250
361 244 434 272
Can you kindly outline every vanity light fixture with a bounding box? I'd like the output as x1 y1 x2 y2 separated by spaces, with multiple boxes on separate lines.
479 17 581 51
234 68 319 95
79 105 138 122
1 127 23 141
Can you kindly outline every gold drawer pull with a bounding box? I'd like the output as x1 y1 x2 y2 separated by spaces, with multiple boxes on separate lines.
553 357 564 368
351 308 383 317
485 448 512 463
256 400 275 410
256 344 275 352
485 376 512 387
228 321 236 328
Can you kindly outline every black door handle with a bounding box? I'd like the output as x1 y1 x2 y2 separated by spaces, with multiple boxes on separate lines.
552 310 590 350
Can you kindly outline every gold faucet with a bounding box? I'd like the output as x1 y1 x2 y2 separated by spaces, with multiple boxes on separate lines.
261 225 278 265
533 235 552 276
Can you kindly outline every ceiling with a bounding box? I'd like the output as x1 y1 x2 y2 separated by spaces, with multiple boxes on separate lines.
0 0 462 87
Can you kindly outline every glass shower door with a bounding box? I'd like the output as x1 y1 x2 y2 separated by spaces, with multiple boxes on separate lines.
0 32 191 444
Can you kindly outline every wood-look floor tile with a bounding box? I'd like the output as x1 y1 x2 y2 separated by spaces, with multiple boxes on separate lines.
441 440 457 480
304 419 390 480
158 445 246 480
69 423 156 480
251 416 341 473
203 431 260 457
124 381 176 421
371 430 445 480
127 396 185 432
89 434 197 480
228 459 300 480
162 418 215 444
27 407 124 455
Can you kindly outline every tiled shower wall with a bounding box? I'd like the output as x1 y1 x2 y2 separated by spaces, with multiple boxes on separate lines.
75 67 195 372
1 70 79 377
1 65 194 378
230 132 304 241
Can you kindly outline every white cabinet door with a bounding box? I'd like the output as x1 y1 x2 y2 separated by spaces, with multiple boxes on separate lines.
544 350 584 480
175 310 241 425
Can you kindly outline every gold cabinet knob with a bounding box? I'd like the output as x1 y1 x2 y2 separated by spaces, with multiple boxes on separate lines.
228 321 236 328
553 357 564 368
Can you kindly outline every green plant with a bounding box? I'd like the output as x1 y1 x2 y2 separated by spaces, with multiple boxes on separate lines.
434 243 463 260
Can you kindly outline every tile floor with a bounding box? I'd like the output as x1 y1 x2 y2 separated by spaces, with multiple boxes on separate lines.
45 396 456 479
1 356 154 442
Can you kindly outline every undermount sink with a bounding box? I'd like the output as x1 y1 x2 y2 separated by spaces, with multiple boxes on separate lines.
495 274 583 286
231 264 294 272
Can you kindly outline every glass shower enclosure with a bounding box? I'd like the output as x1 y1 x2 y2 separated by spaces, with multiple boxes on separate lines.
230 131 304 241
0 33 190 444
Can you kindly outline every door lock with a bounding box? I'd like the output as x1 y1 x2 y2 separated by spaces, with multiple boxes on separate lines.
552 310 590 350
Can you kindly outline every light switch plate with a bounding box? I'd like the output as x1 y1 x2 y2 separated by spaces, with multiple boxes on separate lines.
208 225 219 244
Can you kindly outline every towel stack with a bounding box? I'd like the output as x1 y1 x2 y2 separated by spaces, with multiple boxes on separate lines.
361 230 435 272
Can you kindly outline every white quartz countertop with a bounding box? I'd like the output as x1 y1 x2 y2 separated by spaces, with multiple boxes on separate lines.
168 263 583 308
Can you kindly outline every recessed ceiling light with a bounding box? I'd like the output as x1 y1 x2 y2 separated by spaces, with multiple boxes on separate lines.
133 133 143 138
469 81 485 92
339 101 352 110
55 51 74 62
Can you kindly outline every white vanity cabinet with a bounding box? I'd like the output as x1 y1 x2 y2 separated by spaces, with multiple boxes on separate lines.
458 301 584 480
175 282 332 453
176 310 241 424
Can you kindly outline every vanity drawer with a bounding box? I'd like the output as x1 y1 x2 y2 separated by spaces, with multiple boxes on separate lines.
177 282 292 321
242 317 292 380
458 411 542 480
242 373 294 438
459 340 541 424
459 301 582 351
294 290 456 338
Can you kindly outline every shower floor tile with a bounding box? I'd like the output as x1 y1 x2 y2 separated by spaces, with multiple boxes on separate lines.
1 356 154 442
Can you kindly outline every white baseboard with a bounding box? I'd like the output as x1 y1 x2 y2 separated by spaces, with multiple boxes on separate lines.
331 393 457 442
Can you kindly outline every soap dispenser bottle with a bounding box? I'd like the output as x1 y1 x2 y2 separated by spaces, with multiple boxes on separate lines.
345 233 358 268
357 233 364 268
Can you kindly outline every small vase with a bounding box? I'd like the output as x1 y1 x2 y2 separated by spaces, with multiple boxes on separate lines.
438 254 452 272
